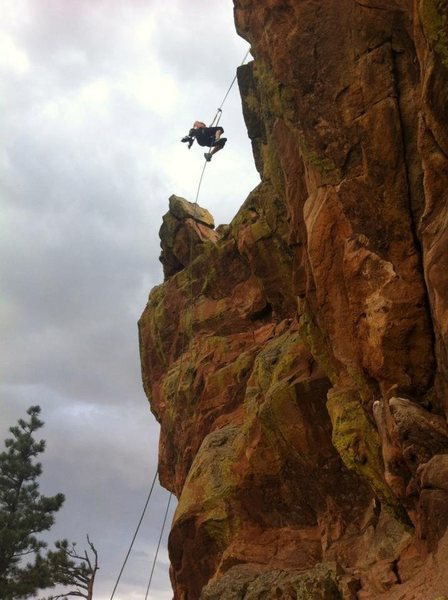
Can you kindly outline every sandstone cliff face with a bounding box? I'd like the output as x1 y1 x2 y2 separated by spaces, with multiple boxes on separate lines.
139 1 448 598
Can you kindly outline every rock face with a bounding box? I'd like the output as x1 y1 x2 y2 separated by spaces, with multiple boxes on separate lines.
159 195 218 279
138 1 448 598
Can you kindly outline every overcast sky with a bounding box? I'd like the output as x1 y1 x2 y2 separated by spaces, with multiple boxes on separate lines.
0 1 259 598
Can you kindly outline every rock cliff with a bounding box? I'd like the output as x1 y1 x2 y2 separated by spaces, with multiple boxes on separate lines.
138 1 448 598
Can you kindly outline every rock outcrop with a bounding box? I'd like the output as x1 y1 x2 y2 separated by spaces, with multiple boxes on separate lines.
139 1 448 598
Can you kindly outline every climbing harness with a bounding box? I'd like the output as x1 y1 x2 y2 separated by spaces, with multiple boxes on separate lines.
208 107 222 128
109 46 252 600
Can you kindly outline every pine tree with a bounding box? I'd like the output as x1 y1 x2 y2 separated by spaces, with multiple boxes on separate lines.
0 406 65 599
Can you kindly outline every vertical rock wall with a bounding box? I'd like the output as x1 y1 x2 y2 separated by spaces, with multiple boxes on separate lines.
139 1 448 598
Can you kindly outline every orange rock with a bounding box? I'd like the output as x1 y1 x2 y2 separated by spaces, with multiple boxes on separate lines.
139 1 448 597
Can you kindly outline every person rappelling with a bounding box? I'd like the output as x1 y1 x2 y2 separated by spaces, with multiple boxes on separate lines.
181 120 227 162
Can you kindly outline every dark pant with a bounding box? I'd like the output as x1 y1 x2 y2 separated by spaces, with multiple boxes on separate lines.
195 126 224 147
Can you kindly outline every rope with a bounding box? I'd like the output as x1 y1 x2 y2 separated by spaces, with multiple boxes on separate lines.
208 108 222 128
158 51 254 599
189 46 252 309
220 47 251 107
109 45 253 600
109 469 159 600
194 161 208 205
193 45 252 214
184 43 254 444
144 493 173 600
208 48 251 127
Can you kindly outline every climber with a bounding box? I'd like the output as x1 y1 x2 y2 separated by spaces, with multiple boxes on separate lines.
181 120 227 162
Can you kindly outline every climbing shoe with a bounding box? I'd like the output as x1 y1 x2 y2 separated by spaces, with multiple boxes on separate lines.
181 136 194 149
204 153 212 162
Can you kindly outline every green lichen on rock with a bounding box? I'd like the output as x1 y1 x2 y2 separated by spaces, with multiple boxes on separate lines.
298 138 342 184
253 59 284 120
290 567 342 600
201 563 343 600
228 182 296 315
144 271 199 366
305 150 339 179
298 304 339 385
250 59 291 194
161 360 196 414
420 0 448 67
346 366 377 407
254 56 340 184
202 511 233 553
230 182 285 242
145 284 170 366
253 58 297 123
248 331 305 394
327 387 413 529
205 349 255 398
173 425 243 546
260 133 286 197
243 330 333 479
193 296 231 332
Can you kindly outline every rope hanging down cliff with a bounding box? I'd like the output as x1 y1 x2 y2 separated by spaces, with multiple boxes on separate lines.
184 46 252 412
109 470 159 600
108 47 252 600
144 493 173 600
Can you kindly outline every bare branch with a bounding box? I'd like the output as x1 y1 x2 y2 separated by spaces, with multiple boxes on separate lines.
49 534 99 600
